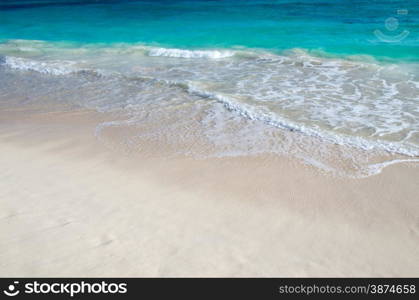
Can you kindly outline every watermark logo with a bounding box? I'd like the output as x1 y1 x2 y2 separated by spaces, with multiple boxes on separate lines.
2 281 128 297
3 281 20 297
374 9 409 42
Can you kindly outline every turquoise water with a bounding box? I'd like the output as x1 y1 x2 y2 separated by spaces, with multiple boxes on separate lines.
0 0 418 60
0 1 418 177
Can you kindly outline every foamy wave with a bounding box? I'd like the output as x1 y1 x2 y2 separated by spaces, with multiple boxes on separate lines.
2 56 77 75
1 56 108 78
363 158 419 178
147 47 236 59
4 53 417 159
185 83 419 158
1 42 418 178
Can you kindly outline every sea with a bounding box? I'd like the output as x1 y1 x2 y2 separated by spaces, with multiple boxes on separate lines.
0 0 418 177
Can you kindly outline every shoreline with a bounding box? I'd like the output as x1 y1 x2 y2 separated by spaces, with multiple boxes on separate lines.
1 43 418 169
1 108 419 277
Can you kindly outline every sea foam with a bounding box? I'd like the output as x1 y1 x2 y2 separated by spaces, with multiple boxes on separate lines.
3 56 76 75
147 47 236 59
1 43 418 177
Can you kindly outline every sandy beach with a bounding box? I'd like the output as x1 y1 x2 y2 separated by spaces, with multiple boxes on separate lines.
1 107 418 277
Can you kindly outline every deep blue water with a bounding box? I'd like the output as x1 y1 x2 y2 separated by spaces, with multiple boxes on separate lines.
0 0 418 60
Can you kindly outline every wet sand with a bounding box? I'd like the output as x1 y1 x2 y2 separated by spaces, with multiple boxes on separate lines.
0 108 418 277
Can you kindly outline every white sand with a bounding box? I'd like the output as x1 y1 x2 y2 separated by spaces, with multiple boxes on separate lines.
0 109 419 277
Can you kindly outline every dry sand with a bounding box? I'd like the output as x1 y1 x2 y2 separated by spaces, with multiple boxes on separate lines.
0 108 418 277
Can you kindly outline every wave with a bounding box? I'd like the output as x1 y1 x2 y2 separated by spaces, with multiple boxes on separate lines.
185 83 419 158
146 47 236 59
2 51 419 158
0 55 110 78
1 42 418 177
0 39 241 60
2 56 77 75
